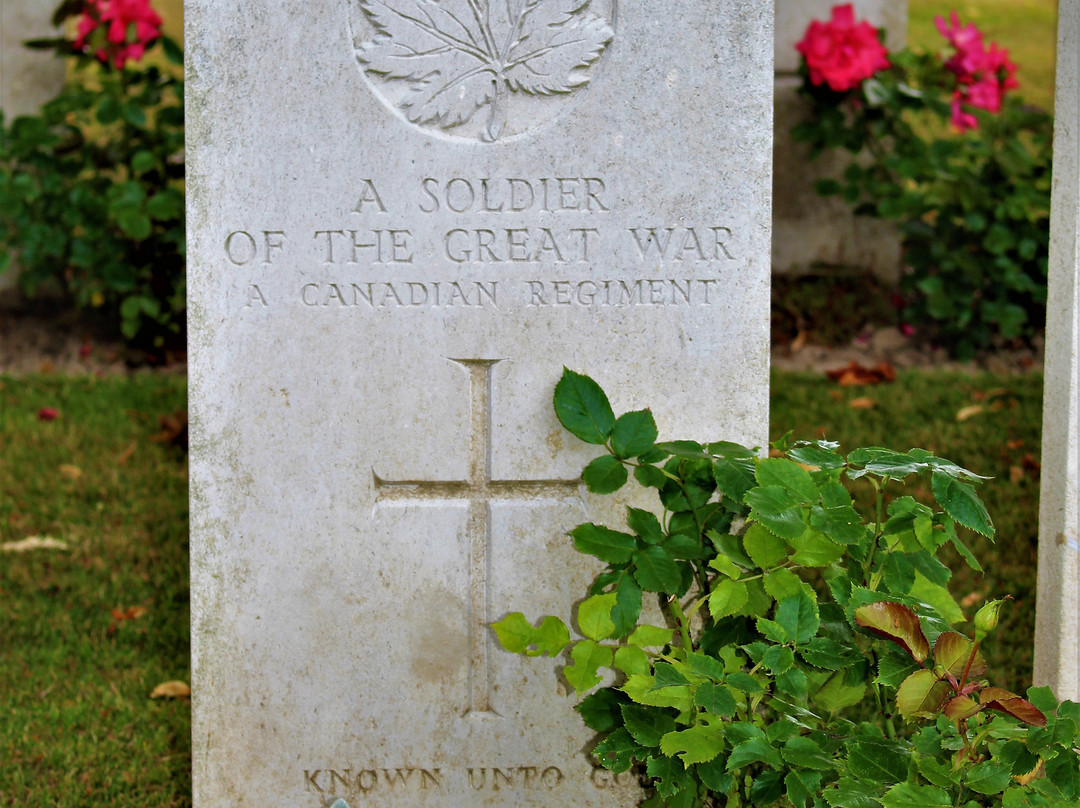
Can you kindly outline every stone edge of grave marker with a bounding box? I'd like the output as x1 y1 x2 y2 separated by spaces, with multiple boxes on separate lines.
1034 1 1080 702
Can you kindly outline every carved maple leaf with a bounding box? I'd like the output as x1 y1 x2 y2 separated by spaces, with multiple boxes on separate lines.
356 0 613 141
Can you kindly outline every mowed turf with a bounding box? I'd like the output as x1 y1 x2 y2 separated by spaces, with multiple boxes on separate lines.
1 375 190 807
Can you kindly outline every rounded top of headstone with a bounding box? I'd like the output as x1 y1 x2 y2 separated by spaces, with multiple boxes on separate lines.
347 0 616 144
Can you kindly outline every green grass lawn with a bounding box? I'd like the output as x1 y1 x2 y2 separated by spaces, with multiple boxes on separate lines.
908 0 1058 112
0 369 1045 805
1 375 189 807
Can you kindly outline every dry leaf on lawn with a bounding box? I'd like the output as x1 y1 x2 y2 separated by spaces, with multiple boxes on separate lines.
117 442 137 466
956 405 984 422
59 464 84 480
1 536 70 553
150 681 191 700
1010 466 1024 484
111 606 148 621
961 592 984 608
849 397 877 410
826 361 897 386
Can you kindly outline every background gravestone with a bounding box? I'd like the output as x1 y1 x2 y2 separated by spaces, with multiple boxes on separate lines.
772 0 906 282
187 2 772 805
1034 0 1080 703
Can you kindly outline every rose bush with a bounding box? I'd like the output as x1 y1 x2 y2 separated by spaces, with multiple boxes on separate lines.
1 1 184 353
792 6 1052 358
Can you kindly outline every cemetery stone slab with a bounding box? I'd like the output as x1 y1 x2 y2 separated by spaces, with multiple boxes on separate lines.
1034 0 1080 702
186 2 772 805
772 0 906 281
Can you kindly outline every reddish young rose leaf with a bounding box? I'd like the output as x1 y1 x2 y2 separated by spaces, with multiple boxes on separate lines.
979 688 1046 727
944 695 982 721
933 632 986 679
896 669 951 720
854 600 930 662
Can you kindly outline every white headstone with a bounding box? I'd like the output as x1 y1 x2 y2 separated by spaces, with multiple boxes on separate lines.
1034 1 1080 701
186 3 772 806
772 0 906 282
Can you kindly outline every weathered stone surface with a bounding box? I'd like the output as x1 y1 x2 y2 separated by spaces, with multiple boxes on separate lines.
772 0 906 281
186 2 772 805
1034 0 1080 702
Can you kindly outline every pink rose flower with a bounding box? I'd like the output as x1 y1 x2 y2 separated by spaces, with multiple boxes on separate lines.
796 4 891 92
935 11 1018 130
74 0 163 69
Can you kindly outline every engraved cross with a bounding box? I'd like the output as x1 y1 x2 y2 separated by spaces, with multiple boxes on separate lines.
373 358 581 717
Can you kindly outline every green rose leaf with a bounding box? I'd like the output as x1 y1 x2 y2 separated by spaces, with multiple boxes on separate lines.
776 590 820 644
782 736 835 771
695 682 737 717
967 760 1015 799
611 573 643 637
565 640 613 692
746 486 807 540
492 613 569 656
881 782 951 807
611 409 658 458
577 688 626 732
896 670 951 720
763 568 804 602
577 593 617 641
931 471 993 538
756 457 819 503
846 739 908 784
594 727 643 773
786 769 824 808
614 645 651 677
632 545 681 594
554 368 615 445
629 625 674 648
621 702 676 747
726 737 782 771
710 579 749 619
583 455 629 494
659 722 726 765
627 507 664 545
570 523 636 564
744 523 790 569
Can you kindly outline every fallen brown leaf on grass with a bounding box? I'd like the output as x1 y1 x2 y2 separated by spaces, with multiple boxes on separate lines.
956 405 984 422
961 592 984 608
1 536 70 553
789 330 809 354
59 464 83 480
150 681 191 700
826 361 897 386
111 606 148 622
1006 439 1025 450
117 442 137 466
849 397 876 410
1010 466 1025 484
